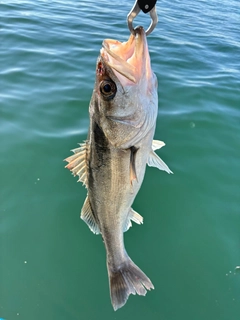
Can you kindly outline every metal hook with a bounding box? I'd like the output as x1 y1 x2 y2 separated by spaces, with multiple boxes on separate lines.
127 0 158 36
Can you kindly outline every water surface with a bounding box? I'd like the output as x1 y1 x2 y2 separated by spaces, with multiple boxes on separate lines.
1 0 240 319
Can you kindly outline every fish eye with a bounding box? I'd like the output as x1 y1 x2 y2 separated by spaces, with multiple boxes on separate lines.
100 80 117 100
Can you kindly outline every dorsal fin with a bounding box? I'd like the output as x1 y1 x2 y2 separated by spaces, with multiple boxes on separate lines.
64 141 89 187
81 195 100 235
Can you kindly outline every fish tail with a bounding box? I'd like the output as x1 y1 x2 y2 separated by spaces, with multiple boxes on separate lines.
108 256 154 311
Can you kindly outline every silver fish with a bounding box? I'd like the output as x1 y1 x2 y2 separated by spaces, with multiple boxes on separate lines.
65 26 172 311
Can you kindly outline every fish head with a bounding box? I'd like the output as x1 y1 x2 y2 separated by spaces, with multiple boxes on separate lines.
91 26 158 148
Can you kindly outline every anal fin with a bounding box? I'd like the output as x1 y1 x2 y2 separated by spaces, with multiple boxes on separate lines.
81 196 100 235
123 208 143 232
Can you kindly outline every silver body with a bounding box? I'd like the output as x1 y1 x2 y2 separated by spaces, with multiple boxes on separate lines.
65 26 172 310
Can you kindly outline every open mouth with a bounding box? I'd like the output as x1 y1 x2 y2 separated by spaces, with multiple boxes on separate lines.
100 26 149 85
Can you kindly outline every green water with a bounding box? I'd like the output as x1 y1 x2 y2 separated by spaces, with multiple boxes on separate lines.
1 0 240 319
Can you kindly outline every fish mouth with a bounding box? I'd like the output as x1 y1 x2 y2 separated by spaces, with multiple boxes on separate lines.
100 26 151 85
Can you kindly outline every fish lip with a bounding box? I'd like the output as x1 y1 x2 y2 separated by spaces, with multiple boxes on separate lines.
100 26 149 85
133 26 146 53
101 41 137 83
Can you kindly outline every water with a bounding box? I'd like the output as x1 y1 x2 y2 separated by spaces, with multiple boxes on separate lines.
1 0 240 319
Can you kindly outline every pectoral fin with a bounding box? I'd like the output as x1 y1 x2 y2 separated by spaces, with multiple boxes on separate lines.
64 141 89 187
123 208 143 232
81 196 100 235
130 146 138 184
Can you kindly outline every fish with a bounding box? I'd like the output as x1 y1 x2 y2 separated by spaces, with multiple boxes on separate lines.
65 26 172 311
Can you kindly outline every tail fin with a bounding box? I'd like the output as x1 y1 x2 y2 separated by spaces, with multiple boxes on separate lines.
108 257 154 311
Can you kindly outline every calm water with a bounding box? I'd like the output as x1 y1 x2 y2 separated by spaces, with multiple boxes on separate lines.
1 0 240 319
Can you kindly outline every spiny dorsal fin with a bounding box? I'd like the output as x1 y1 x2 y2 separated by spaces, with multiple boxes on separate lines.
130 146 138 184
64 141 89 187
81 195 100 235
123 208 143 232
